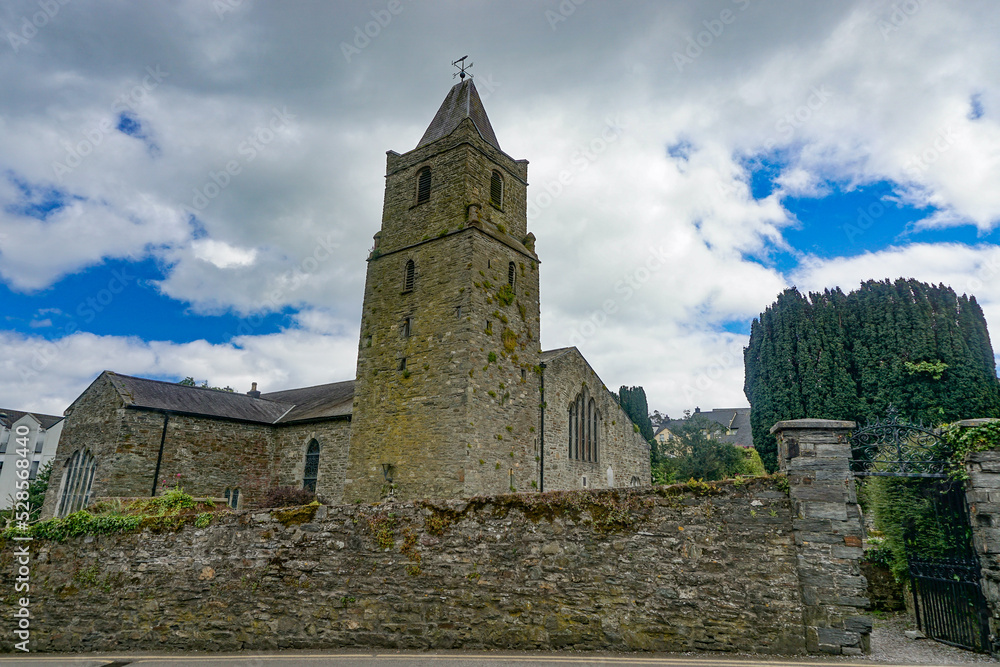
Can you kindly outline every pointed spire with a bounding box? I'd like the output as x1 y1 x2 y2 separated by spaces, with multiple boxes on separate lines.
417 78 500 151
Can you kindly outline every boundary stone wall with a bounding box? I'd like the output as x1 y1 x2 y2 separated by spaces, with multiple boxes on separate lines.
3 483 808 654
770 419 872 655
959 418 1000 651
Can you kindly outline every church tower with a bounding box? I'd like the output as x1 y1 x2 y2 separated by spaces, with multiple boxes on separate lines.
343 78 542 502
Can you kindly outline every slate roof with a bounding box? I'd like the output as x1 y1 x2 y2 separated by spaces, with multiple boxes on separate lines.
0 409 63 430
417 78 501 151
106 373 294 424
100 372 355 425
261 380 355 423
662 408 754 448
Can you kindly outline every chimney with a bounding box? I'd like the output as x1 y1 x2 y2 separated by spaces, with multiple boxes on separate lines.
247 382 261 398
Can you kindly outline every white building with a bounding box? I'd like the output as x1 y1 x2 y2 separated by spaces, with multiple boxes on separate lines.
0 409 64 510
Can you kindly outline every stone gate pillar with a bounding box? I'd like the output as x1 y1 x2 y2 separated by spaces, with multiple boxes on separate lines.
959 418 1000 651
771 419 872 655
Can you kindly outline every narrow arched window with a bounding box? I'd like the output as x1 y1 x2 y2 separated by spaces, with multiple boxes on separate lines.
416 167 431 204
568 391 599 462
56 449 97 517
568 402 575 459
490 170 503 208
303 439 320 492
589 397 599 462
508 261 516 289
404 259 415 292
224 487 240 509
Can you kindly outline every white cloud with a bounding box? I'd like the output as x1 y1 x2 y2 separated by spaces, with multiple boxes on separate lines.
1 0 999 418
191 239 257 269
0 325 359 416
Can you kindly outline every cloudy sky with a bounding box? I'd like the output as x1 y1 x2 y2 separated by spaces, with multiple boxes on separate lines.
2 0 999 420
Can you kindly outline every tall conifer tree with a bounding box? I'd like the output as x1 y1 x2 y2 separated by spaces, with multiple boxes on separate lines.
745 279 1000 472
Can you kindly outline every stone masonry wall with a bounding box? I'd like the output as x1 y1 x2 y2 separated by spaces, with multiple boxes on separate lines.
42 374 281 516
959 419 1000 651
5 482 808 654
41 375 127 519
543 347 651 491
274 419 352 504
771 419 871 655
148 411 276 507
346 117 541 503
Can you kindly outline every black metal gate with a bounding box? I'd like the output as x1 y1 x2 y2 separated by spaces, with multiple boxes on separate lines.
851 411 992 653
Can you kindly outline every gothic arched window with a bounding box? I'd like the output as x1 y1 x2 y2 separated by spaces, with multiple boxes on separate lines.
56 449 97 517
404 259 415 292
568 390 599 462
490 170 503 208
416 167 431 204
224 487 240 509
303 439 320 492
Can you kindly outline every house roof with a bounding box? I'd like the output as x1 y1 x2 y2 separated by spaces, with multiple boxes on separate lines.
262 380 355 423
417 78 501 151
0 409 63 430
661 408 754 448
107 373 294 424
100 372 355 425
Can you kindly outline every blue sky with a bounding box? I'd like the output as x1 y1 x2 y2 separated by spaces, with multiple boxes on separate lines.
1 0 999 417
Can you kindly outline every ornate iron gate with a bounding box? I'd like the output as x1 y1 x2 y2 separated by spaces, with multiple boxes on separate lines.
851 411 992 653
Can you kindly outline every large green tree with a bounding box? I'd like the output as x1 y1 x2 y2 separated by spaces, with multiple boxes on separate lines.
618 386 654 441
618 385 657 470
745 279 1000 472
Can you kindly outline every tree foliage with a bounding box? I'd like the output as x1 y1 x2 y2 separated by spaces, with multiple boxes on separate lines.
654 415 765 483
859 478 973 582
745 279 1000 472
179 377 235 392
618 386 654 441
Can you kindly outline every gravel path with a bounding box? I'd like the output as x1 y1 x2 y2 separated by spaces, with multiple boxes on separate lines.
865 613 997 664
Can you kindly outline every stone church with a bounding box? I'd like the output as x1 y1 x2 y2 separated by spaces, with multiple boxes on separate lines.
41 79 651 518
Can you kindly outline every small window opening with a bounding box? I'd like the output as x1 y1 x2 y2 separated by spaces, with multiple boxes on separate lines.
303 439 320 493
401 318 411 338
398 357 407 371
582 476 588 488
28 460 39 480
508 261 516 288
490 170 503 208
521 369 527 381
224 487 240 509
455 305 462 318
404 259 415 291
416 167 431 204
364 335 373 348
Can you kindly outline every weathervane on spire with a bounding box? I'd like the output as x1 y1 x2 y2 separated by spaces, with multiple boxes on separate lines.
452 55 474 80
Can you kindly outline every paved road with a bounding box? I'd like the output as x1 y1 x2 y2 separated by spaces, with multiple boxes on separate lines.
0 651 941 667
